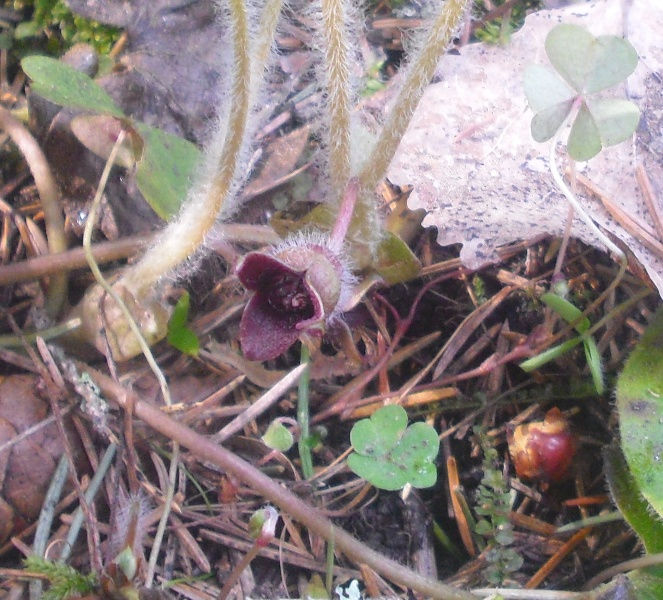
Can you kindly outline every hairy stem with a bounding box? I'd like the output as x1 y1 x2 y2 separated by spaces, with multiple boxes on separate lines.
358 0 469 193
120 0 251 296
321 0 352 194
85 365 478 600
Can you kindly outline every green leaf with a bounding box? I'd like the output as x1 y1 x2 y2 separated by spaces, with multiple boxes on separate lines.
523 64 575 113
583 336 605 394
530 99 575 143
616 307 663 520
167 292 199 357
585 34 639 94
588 98 640 147
520 336 583 372
21 55 125 118
541 292 589 333
262 420 294 452
603 445 663 555
347 405 439 491
134 123 201 220
545 24 596 92
544 25 637 95
349 404 407 457
374 231 422 285
568 102 602 161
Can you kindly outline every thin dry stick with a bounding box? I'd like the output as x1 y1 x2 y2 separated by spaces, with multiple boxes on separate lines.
0 105 67 316
211 363 306 443
525 527 592 589
84 364 479 600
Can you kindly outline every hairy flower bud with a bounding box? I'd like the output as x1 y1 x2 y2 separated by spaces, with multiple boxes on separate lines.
237 232 352 361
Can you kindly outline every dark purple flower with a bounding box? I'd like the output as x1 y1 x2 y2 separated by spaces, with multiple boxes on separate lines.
237 240 347 360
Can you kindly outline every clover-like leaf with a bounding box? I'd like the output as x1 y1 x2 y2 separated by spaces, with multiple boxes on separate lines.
21 55 125 118
567 102 602 161
588 98 641 147
616 307 663 520
544 24 638 94
544 24 596 92
523 64 575 113
583 34 639 94
347 405 439 491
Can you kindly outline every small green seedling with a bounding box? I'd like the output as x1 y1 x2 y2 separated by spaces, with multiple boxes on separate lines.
21 56 201 220
524 23 639 161
520 292 604 394
347 405 439 491
262 420 294 453
166 291 199 356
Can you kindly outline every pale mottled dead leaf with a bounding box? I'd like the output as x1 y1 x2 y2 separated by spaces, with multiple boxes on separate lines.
388 0 663 295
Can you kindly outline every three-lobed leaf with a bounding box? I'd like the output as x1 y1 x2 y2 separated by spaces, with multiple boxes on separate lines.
347 405 439 491
524 24 640 160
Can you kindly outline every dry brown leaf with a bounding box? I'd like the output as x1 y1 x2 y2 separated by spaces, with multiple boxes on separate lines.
388 0 663 295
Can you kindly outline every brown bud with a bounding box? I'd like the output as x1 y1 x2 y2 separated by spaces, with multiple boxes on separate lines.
507 407 576 482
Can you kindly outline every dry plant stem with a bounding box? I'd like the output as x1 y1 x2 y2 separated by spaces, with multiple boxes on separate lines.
30 455 68 600
120 0 251 295
217 542 261 600
321 0 351 194
472 590 589 599
548 128 624 262
357 0 469 192
81 131 177 587
582 551 663 591
0 105 67 316
84 365 478 600
0 235 145 285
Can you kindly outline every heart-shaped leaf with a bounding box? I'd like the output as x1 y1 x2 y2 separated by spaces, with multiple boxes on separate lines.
530 99 575 143
523 64 575 113
585 34 639 94
588 98 640 147
617 307 663 520
545 24 596 92
21 55 125 118
349 404 407 457
134 122 201 220
567 102 602 161
347 405 439 491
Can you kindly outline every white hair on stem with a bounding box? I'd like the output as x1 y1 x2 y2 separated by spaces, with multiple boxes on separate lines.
119 0 285 297
357 0 470 193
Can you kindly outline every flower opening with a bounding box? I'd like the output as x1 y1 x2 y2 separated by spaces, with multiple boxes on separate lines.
237 234 350 361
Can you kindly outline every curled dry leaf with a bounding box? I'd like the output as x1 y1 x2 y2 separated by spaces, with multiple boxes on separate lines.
387 0 663 296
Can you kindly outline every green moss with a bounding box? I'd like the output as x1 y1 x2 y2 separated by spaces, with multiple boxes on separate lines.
9 0 121 54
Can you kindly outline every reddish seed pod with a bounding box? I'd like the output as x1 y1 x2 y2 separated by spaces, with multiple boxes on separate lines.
507 407 577 483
